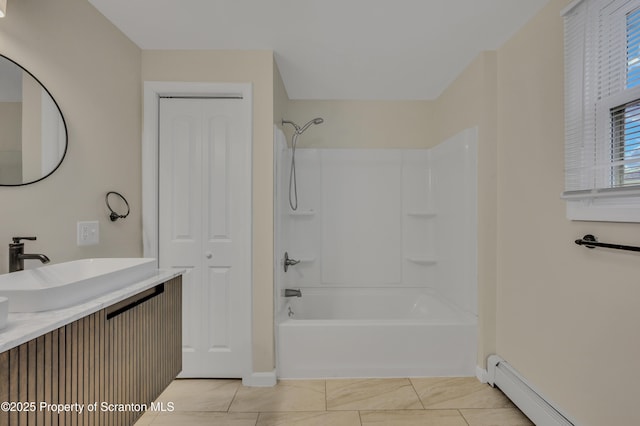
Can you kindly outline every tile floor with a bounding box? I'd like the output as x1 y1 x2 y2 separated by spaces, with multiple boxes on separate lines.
135 377 534 426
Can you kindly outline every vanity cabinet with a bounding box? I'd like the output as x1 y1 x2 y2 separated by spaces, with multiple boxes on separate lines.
0 276 182 426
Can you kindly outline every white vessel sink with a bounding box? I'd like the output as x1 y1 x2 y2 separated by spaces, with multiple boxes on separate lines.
0 258 157 312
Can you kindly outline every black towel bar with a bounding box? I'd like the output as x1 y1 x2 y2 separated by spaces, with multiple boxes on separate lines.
575 234 640 253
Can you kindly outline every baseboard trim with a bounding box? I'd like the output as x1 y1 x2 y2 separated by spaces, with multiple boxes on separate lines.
243 370 277 387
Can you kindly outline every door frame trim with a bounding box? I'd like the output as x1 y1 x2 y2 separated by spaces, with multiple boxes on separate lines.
142 81 253 380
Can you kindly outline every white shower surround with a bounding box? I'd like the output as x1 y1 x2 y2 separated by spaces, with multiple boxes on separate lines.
274 127 478 378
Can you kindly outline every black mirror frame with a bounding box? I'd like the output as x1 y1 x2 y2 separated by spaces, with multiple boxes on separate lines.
0 54 68 187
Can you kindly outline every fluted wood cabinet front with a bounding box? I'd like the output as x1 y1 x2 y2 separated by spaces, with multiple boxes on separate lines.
0 276 182 426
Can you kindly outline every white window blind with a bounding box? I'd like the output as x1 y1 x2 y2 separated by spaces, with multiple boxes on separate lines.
563 0 640 206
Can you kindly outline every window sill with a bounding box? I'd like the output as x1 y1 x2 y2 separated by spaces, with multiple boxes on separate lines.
566 197 640 222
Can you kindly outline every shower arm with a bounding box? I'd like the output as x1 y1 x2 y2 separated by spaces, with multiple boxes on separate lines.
281 120 301 133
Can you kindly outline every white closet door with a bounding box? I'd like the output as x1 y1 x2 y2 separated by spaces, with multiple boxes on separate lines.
159 97 251 378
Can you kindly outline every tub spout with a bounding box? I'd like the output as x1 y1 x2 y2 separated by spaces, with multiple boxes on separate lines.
284 288 302 298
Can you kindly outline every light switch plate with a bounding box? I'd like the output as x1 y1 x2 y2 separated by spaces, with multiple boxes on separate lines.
77 221 99 246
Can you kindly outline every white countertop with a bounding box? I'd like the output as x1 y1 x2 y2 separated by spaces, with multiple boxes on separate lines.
0 268 184 353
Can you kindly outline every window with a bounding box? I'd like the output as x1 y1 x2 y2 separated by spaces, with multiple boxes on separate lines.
611 99 640 187
563 0 640 221
611 8 640 188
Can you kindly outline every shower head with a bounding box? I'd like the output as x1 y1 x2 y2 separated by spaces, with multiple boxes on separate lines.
298 117 324 134
282 117 324 135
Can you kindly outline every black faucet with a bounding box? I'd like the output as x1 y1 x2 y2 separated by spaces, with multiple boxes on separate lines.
9 237 50 272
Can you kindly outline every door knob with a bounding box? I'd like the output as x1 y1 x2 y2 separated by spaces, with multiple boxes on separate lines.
205 252 213 259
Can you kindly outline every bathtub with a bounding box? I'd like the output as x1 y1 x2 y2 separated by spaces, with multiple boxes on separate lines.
277 287 477 379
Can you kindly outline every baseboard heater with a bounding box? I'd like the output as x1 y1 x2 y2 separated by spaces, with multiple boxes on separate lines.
487 355 574 426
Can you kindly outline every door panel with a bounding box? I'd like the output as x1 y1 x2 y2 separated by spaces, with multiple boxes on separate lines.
207 267 231 350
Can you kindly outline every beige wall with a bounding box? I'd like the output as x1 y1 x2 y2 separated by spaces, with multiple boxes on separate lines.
496 1 640 424
274 60 289 130
21 73 42 183
142 50 276 373
283 100 436 149
0 0 142 272
0 103 21 152
433 51 498 368
0 102 22 183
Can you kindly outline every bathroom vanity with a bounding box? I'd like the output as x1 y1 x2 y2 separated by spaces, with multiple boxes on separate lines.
0 263 183 426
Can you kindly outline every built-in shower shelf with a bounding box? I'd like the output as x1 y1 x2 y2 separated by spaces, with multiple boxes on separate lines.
405 256 437 265
289 209 316 217
406 211 437 218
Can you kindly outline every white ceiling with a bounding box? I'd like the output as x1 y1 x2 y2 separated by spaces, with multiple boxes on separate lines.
88 0 549 100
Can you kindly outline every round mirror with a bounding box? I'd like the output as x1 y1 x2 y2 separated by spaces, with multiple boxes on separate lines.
0 55 68 186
